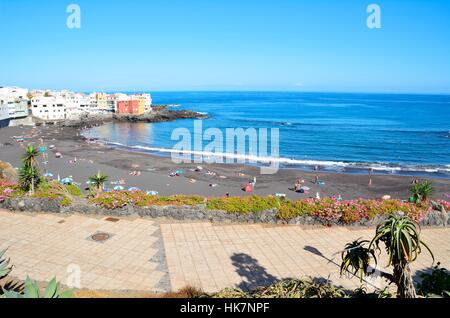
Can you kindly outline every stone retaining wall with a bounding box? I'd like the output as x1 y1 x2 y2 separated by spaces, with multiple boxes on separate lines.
1 197 448 227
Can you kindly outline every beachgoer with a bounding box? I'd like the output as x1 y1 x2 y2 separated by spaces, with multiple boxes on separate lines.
294 180 301 192
314 174 319 184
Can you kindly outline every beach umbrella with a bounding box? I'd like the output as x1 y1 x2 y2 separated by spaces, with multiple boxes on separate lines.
128 187 141 191
113 185 125 191
60 177 73 185
176 170 184 175
44 172 54 178
147 191 159 196
55 152 62 158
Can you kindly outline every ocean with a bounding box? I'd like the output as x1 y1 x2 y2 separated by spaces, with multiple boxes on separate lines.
83 92 450 178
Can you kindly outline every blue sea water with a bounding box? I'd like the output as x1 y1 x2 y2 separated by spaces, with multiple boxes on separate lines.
83 92 450 178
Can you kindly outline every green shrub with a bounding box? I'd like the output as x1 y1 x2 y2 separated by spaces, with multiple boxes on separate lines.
277 199 315 219
410 181 434 204
211 278 347 298
90 191 204 210
64 184 83 197
417 263 450 298
60 197 72 207
206 196 281 214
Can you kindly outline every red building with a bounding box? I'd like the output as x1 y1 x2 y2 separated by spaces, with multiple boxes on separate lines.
117 100 139 114
116 100 140 114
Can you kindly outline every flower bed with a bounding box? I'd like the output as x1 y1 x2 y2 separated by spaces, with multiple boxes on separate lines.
90 191 205 210
2 178 447 226
90 191 434 225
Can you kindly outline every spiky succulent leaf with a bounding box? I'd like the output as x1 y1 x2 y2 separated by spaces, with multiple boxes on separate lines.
24 276 40 298
43 277 58 298
0 249 12 279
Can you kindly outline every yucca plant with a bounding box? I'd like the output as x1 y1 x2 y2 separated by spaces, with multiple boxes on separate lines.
340 214 434 298
88 171 108 194
3 276 73 298
410 180 433 204
18 144 41 194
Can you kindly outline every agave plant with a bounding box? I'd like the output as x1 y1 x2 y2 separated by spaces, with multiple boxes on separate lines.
410 180 433 204
340 239 376 282
370 214 434 298
352 285 393 298
3 276 73 298
0 249 12 280
252 278 347 298
340 214 434 298
0 249 24 295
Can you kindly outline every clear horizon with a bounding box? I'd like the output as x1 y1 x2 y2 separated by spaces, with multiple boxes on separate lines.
1 0 450 94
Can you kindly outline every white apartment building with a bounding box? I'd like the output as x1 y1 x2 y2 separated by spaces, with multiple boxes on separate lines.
0 95 29 119
88 92 111 114
0 87 29 119
0 99 11 128
0 86 29 99
31 96 67 120
64 93 90 119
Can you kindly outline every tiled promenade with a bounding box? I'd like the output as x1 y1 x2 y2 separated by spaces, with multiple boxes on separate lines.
0 209 448 293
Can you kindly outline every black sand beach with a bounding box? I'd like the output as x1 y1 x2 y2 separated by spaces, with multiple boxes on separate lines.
1 124 449 201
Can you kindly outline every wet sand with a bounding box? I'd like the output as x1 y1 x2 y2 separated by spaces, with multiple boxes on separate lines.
1 124 449 201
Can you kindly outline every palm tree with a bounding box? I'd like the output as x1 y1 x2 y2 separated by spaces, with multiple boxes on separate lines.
19 144 40 195
410 181 433 204
88 172 108 194
340 214 434 298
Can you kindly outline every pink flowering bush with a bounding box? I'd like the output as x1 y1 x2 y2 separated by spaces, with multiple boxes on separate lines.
277 198 428 224
0 179 17 202
437 200 450 211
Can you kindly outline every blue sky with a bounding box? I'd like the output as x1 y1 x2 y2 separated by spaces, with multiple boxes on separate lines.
1 0 450 93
